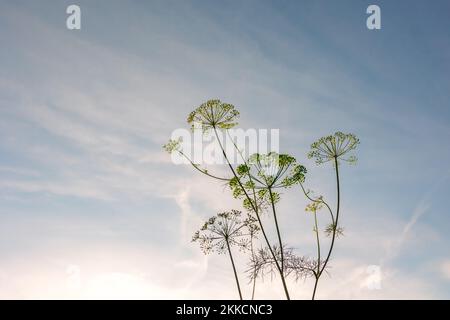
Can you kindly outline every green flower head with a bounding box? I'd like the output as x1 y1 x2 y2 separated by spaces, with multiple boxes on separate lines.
308 132 359 165
187 99 240 132
244 152 307 189
163 137 182 154
229 152 307 212
305 199 323 214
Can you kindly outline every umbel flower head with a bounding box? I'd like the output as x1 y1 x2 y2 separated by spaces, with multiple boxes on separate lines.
305 199 323 214
308 132 359 165
187 99 240 132
162 137 182 154
235 152 307 189
192 210 258 255
230 152 307 212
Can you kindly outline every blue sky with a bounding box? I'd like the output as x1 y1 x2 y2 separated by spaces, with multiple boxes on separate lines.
0 0 449 299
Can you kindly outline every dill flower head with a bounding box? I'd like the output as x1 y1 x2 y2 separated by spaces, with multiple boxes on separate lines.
240 152 307 189
229 152 307 212
163 137 182 154
308 132 359 165
305 199 324 214
187 99 240 132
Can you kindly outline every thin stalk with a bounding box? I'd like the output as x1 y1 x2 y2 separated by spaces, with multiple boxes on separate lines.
312 277 319 300
311 210 321 300
250 236 257 300
213 127 290 300
314 156 341 298
226 238 242 300
268 187 285 273
178 151 229 181
299 182 334 224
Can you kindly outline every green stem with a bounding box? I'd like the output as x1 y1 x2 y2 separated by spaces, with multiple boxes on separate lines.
226 239 242 300
179 151 229 181
312 211 321 300
251 273 256 300
269 187 285 273
312 277 319 300
316 156 341 289
267 187 291 300
250 236 257 300
299 182 334 224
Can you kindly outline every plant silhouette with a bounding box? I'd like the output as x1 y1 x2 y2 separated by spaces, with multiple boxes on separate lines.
165 100 359 300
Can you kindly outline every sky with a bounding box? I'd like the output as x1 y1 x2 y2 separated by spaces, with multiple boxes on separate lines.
0 0 449 299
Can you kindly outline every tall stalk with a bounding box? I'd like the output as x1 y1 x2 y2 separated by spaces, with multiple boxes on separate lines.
226 238 242 300
317 156 340 279
311 209 321 300
250 236 257 300
268 187 285 273
308 156 341 300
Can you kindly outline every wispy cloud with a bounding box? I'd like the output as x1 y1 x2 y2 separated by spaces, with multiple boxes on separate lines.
0 0 449 299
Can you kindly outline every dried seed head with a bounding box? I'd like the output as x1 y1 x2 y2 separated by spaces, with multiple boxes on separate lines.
192 210 259 255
